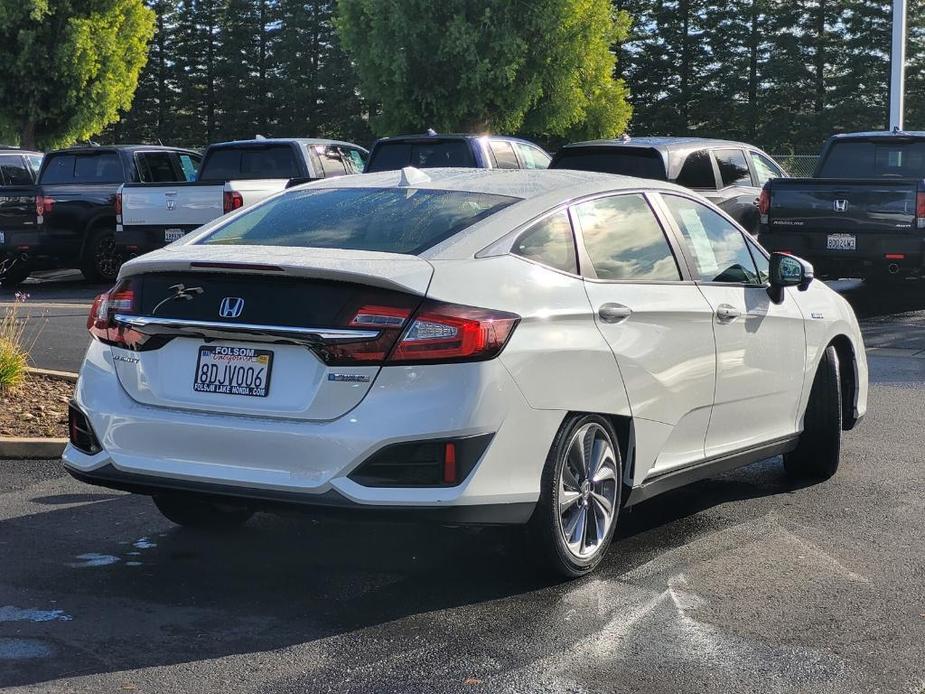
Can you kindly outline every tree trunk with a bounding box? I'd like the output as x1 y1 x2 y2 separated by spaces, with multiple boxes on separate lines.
680 0 691 132
747 0 760 140
20 121 36 150
814 0 826 114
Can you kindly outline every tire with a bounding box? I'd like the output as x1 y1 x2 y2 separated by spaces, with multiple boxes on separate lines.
529 414 622 579
784 345 842 480
80 226 122 282
0 262 30 288
153 493 253 529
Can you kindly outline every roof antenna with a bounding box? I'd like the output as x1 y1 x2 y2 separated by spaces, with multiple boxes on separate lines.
398 166 431 187
255 134 266 140
426 128 438 136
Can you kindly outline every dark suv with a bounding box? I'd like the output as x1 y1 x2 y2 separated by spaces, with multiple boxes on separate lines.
365 133 551 173
550 137 787 234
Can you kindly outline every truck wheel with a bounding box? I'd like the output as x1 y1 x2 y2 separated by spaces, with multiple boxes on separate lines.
0 261 30 288
529 414 622 578
80 227 122 282
784 345 842 480
153 493 253 529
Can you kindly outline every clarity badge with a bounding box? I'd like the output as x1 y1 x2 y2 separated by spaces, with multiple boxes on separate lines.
328 373 371 383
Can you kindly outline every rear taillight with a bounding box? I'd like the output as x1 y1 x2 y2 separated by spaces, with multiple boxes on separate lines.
916 191 925 229
88 280 143 348
114 191 122 217
758 187 770 224
323 304 414 364
35 195 54 218
388 301 519 364
223 191 244 214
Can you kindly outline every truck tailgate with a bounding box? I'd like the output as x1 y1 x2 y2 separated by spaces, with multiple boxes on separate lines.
121 184 224 228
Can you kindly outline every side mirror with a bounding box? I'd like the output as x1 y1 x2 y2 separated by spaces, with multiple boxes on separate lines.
768 252 814 304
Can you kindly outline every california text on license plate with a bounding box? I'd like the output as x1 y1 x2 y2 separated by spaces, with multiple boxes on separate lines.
194 346 273 397
826 233 856 250
164 228 185 243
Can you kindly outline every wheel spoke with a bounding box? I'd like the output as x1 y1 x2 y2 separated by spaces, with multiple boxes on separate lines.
566 506 588 552
559 489 581 512
591 491 613 516
569 434 587 481
562 460 581 491
593 464 616 483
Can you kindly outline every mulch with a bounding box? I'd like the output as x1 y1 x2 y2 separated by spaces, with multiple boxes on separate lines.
0 373 73 438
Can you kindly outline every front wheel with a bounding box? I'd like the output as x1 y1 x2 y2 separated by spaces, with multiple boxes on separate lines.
80 227 121 282
529 415 622 578
153 493 253 529
784 345 842 480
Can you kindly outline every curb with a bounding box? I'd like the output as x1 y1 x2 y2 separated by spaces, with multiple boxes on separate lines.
0 438 67 459
27 367 79 383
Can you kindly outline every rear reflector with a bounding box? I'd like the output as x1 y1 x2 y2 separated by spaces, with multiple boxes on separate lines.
917 191 925 229
443 442 457 484
885 253 906 260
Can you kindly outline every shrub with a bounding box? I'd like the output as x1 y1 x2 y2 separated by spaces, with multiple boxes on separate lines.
0 292 32 393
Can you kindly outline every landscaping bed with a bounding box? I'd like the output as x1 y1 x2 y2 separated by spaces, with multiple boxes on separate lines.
0 373 72 438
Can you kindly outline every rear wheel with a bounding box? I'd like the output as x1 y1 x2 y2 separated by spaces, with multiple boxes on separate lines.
80 227 121 282
0 259 30 288
784 345 842 480
153 493 253 529
530 415 622 578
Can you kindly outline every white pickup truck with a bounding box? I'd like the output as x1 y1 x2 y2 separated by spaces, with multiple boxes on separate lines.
115 138 368 256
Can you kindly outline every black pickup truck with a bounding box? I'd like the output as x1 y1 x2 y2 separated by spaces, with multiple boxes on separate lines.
0 145 200 286
759 131 925 281
0 147 43 286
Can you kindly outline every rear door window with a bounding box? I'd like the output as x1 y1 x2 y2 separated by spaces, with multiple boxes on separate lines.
551 148 667 179
512 211 577 273
490 140 520 169
365 140 476 172
315 146 349 178
573 193 681 281
713 149 753 188
199 188 518 254
178 153 200 181
40 152 124 184
675 150 717 189
0 155 32 185
199 145 300 181
514 143 551 169
137 152 180 182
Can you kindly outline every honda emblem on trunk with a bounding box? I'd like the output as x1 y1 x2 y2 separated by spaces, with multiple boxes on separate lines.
219 297 245 319
833 199 848 212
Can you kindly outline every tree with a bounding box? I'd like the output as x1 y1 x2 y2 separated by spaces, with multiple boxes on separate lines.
0 0 155 149
335 0 632 139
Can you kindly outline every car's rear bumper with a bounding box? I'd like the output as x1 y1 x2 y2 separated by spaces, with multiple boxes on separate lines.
759 229 925 277
63 340 563 523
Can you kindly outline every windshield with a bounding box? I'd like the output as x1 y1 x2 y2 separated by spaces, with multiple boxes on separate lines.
366 140 476 172
816 140 925 178
198 187 519 254
551 148 667 179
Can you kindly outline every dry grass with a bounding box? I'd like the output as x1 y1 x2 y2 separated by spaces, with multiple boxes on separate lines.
0 292 35 393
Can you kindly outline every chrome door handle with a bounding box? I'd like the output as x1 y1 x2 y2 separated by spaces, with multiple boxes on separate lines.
598 303 633 324
715 304 741 323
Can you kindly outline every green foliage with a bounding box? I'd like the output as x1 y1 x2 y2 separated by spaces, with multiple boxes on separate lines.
335 0 631 139
0 0 155 149
0 302 29 393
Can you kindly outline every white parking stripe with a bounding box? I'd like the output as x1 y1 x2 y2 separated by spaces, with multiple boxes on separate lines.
0 301 92 310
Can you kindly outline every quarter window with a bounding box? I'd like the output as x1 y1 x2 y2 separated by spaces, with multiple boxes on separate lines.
750 152 784 187
675 150 717 189
514 143 550 169
490 140 520 169
316 146 348 177
512 211 577 274
713 149 753 188
574 194 681 282
663 195 760 284
178 154 200 181
138 152 179 182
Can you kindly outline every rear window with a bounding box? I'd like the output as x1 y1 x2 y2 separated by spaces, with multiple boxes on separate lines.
199 145 299 181
550 148 667 180
365 140 476 172
40 152 124 184
817 140 925 178
198 187 518 254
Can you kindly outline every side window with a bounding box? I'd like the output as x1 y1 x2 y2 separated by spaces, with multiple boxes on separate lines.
713 148 753 188
512 210 577 274
750 152 784 187
514 143 550 169
490 140 520 169
573 194 681 281
317 146 348 178
138 152 180 182
343 148 367 174
26 155 43 179
178 153 200 182
0 156 32 185
663 195 760 284
675 150 717 189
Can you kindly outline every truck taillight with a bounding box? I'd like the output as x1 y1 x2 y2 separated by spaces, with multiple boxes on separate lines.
223 191 243 214
35 195 54 217
758 187 770 224
88 280 143 349
916 191 925 229
114 191 122 217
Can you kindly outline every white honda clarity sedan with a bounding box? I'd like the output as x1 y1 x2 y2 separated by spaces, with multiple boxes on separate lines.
64 167 867 577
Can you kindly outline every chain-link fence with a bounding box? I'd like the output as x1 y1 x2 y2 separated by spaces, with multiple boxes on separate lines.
770 154 818 177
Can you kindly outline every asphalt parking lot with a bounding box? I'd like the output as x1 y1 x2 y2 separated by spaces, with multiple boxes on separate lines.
1 275 924 693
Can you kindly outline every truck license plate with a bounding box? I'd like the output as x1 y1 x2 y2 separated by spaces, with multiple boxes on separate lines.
193 346 273 397
826 233 856 251
164 228 185 243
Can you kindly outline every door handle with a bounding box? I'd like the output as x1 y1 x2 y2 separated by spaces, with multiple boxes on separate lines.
598 303 633 324
715 304 741 323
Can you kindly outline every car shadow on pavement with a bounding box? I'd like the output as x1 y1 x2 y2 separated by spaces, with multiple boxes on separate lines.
0 455 807 688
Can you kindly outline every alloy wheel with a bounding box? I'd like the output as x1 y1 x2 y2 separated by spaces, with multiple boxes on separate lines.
95 233 120 280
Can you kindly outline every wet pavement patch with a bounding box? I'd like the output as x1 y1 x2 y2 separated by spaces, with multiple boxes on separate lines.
0 606 71 623
0 638 54 660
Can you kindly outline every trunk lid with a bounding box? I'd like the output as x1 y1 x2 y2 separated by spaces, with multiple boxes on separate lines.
111 247 433 421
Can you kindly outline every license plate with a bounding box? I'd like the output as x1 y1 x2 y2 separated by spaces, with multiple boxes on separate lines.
826 233 856 250
164 228 185 243
193 346 273 397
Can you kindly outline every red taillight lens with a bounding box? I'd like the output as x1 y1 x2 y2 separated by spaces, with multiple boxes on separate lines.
223 191 244 214
322 304 413 364
758 188 770 218
388 301 519 364
35 195 54 217
916 191 925 228
114 191 122 217
88 280 143 348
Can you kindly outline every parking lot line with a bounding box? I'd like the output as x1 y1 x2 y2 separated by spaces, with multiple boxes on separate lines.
0 302 91 310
